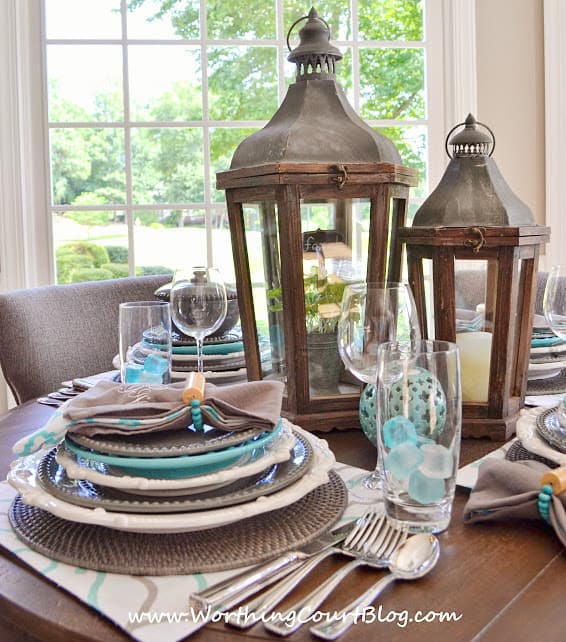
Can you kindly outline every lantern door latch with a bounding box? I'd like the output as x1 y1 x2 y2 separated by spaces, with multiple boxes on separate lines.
330 164 348 189
464 226 486 253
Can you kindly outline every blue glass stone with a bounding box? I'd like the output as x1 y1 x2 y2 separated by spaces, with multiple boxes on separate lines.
384 442 423 481
382 416 418 449
124 363 144 383
407 469 445 504
138 371 163 384
144 354 169 375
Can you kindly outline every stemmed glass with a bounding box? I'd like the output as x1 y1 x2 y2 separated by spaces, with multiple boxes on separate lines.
337 282 421 499
170 267 228 373
543 265 566 341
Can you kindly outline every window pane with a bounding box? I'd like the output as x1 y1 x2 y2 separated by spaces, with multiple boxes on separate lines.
210 127 258 202
211 218 237 284
358 0 423 41
359 48 425 120
207 0 276 39
131 128 204 204
47 46 123 122
208 47 278 121
53 212 127 283
133 211 205 274
127 0 199 39
50 128 126 205
128 46 202 121
376 126 427 197
45 0 122 39
284 1 352 41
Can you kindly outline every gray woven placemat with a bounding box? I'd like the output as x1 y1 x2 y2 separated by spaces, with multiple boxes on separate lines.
9 470 347 576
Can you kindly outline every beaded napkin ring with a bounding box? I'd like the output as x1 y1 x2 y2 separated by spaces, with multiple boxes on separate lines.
539 467 566 524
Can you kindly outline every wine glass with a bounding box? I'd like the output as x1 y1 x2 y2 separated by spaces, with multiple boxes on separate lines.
337 282 421 499
170 267 228 373
543 265 566 341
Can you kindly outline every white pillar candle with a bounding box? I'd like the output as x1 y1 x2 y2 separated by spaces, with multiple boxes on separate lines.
456 331 492 402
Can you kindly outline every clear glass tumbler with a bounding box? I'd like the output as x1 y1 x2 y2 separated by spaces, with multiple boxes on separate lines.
376 340 462 533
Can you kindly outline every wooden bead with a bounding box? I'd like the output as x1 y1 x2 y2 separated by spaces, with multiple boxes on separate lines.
182 372 206 404
541 467 566 495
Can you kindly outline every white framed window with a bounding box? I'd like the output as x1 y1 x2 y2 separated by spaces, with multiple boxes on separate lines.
0 0 476 293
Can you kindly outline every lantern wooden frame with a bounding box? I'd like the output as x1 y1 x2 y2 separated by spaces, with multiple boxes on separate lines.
398 224 550 440
218 161 417 431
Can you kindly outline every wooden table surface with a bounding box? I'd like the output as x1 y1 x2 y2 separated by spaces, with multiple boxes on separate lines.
0 402 565 641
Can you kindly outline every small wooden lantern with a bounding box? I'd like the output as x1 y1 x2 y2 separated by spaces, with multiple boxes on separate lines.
398 115 549 440
217 8 417 431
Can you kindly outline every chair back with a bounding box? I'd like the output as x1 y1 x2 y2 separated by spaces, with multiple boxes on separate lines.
0 275 170 404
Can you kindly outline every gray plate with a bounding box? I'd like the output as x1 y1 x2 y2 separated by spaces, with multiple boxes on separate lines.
69 423 265 458
37 431 312 513
536 407 566 453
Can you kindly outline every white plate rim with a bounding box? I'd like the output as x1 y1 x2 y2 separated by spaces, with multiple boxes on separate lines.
516 406 566 466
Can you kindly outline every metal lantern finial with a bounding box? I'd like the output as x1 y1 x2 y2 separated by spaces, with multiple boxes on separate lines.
287 7 342 80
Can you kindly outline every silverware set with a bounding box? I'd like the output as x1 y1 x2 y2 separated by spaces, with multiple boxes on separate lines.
188 510 440 639
37 378 95 407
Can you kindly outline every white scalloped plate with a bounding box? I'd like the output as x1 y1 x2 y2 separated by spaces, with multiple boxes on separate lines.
55 425 296 495
8 426 335 533
515 406 566 466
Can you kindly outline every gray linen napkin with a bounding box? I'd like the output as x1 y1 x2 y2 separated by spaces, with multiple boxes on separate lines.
64 379 284 436
463 459 566 547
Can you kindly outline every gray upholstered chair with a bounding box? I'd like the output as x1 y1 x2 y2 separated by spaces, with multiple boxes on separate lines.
0 274 170 404
455 269 549 315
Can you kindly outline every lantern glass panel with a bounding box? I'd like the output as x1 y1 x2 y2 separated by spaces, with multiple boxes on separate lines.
300 197 369 399
454 260 496 404
300 198 370 284
242 201 286 385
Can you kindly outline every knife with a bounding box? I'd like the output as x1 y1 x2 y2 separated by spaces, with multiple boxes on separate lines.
188 520 356 615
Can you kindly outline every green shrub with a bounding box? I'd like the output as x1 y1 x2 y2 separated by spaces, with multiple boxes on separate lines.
101 262 129 279
57 241 109 267
105 245 129 263
139 265 174 277
56 253 93 284
68 267 114 283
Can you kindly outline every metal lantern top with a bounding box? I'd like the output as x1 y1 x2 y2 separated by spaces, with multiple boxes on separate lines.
412 113 534 227
287 8 342 79
229 7 402 169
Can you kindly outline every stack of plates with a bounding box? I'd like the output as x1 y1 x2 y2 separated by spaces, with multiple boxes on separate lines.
527 322 566 396
8 419 338 534
169 329 248 384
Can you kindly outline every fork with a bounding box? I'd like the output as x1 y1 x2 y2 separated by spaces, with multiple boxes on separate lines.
224 509 384 630
262 515 408 636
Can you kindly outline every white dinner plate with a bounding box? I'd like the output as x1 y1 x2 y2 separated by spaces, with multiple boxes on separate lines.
528 359 566 380
8 426 335 533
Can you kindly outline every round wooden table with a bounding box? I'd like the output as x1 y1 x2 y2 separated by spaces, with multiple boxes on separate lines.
0 402 564 641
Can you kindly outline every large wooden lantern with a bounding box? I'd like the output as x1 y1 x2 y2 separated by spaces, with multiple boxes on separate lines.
399 115 549 440
217 8 417 431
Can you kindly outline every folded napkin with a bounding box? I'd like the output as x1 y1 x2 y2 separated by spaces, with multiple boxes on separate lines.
463 458 566 547
13 379 284 456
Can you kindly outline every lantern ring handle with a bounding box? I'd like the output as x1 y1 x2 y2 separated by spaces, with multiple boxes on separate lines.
286 15 331 52
444 120 496 159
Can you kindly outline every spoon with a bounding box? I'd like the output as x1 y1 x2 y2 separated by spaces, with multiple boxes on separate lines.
309 532 440 640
